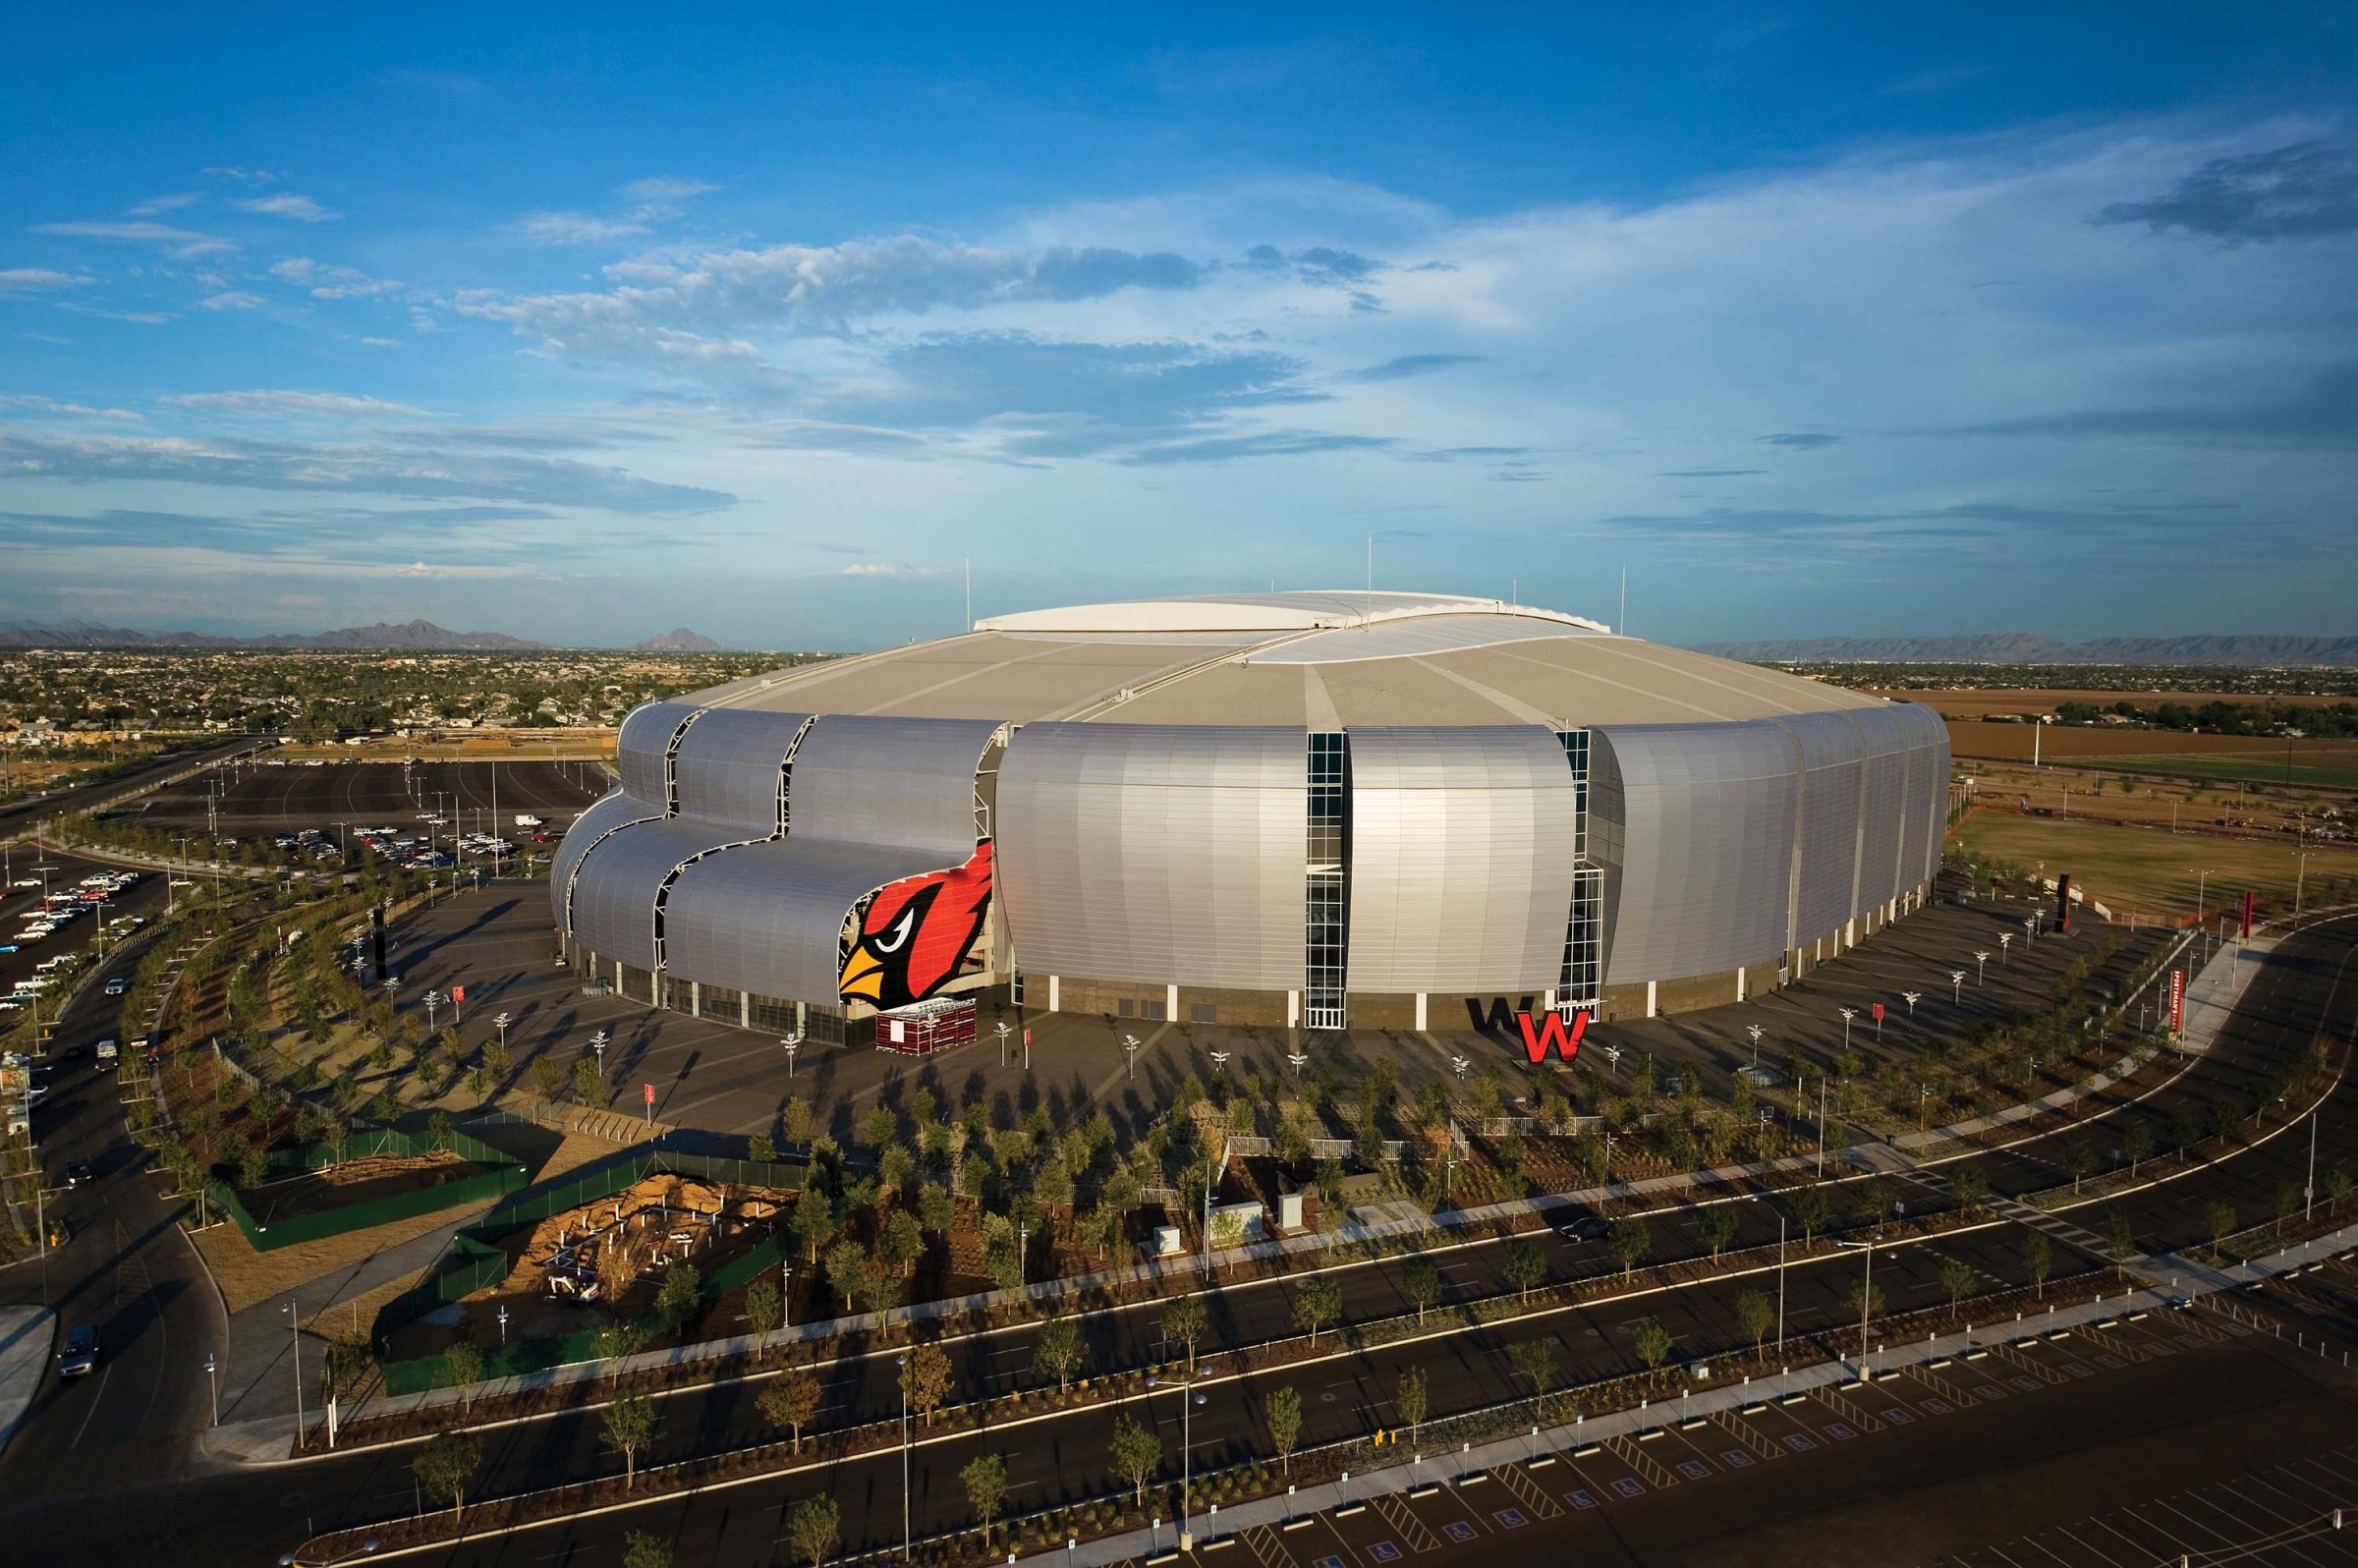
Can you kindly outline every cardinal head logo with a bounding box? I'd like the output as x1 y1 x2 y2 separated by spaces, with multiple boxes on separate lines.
839 841 993 1010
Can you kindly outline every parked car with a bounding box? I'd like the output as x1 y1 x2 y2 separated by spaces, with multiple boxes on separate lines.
1555 1216 1612 1241
103 978 128 996
57 1325 99 1377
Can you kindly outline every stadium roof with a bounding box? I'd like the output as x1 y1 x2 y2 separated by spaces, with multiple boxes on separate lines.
692 592 1883 729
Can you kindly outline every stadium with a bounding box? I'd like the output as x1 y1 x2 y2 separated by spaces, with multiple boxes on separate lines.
551 591 1949 1047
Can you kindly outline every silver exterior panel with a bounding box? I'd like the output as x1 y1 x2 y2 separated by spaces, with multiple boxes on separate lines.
1895 701 1948 890
788 715 999 859
1591 722 1798 985
997 723 1305 991
673 708 809 833
1775 710 1867 946
1847 705 1920 914
1346 727 1578 993
663 838 954 1003
550 790 660 929
569 816 759 972
616 700 700 808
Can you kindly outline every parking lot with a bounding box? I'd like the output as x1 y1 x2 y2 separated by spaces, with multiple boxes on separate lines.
121 756 604 855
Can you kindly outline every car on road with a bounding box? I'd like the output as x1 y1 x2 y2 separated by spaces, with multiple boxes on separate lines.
0 944 17 954
63 1160 93 1188
56 1325 99 1377
103 977 128 996
1555 1216 1612 1241
60 1039 86 1060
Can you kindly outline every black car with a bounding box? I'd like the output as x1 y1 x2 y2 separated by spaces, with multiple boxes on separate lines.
58 1040 86 1061
63 1160 94 1188
58 1324 99 1377
1555 1215 1613 1241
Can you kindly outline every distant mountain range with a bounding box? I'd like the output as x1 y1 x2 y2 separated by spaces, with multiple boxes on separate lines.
1694 634 2358 667
0 618 732 651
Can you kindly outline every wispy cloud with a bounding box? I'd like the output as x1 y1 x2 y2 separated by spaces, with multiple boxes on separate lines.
837 561 937 578
129 192 201 216
2097 141 2358 243
32 220 235 257
162 390 436 418
1345 353 1484 382
198 291 265 311
269 257 407 299
0 268 92 292
1757 431 1841 450
234 194 339 222
618 176 719 203
507 210 652 246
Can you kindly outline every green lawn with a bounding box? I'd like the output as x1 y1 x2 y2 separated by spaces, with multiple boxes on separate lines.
2100 756 2358 791
1951 812 2358 923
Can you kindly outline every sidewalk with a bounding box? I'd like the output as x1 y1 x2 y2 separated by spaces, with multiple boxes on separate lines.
1060 1216 2358 1567
0 1305 53 1460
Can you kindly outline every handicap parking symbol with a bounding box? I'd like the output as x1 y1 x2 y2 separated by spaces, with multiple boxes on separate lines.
1567 1489 1598 1508
1784 1433 1816 1451
1826 1422 1856 1439
1369 1542 1403 1563
1444 1522 1478 1543
1492 1509 1528 1529
1921 1398 1952 1415
1677 1460 1711 1480
1883 1408 1915 1425
1721 1449 1753 1468
1611 1478 1645 1497
1313 1557 1345 1568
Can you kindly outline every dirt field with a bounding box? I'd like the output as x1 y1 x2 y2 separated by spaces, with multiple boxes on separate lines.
1948 811 2358 924
1957 760 2349 838
1939 719 2358 786
1879 688 2356 717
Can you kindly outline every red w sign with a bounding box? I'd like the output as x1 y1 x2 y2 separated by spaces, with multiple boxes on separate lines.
1516 1009 1590 1064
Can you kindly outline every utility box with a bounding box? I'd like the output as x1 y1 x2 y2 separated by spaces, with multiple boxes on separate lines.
1151 1225 1184 1258
1274 1190 1305 1232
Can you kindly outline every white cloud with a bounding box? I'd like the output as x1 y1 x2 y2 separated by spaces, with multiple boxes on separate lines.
0 268 92 292
162 390 434 417
837 562 938 578
0 394 140 420
269 257 406 299
198 291 265 310
129 192 201 216
618 177 719 203
201 167 279 185
32 220 235 257
507 210 651 246
234 194 339 222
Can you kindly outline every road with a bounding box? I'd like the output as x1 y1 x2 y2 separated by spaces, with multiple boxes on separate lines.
0 736 264 842
0 916 2348 1565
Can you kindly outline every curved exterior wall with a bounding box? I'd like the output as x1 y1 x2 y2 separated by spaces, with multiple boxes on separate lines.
1774 709 1867 950
672 708 809 832
996 724 1305 992
1346 727 1578 994
664 837 960 1003
571 816 762 973
616 700 699 807
550 790 660 929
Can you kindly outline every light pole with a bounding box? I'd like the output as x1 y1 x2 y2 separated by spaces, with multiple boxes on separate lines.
1451 1054 1471 1082
780 1257 792 1333
590 1029 609 1082
780 1031 800 1078
1816 1077 1828 1177
1207 1049 1231 1083
422 989 442 1036
2295 849 2313 920
1902 990 1921 1017
1122 1033 1141 1081
2306 1110 2320 1220
283 1299 304 1449
1745 1024 1764 1070
1834 1233 1880 1378
1997 933 2012 965
203 1352 218 1427
497 1305 509 1346
1949 970 1965 1004
994 1021 1012 1067
1286 1050 1308 1082
1148 1374 1210 1550
2192 868 2211 926
492 1011 511 1060
1838 1007 1856 1051
896 1353 912 1561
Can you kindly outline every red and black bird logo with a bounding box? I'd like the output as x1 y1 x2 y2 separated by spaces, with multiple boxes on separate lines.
839 840 993 1011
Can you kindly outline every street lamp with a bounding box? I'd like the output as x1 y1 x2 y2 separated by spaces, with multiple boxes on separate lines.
1744 1024 1765 1070
497 1305 509 1346
2192 868 2212 925
1147 1374 1210 1550
203 1351 218 1428
994 1020 1012 1067
492 1011 511 1058
590 1030 609 1080
1122 1034 1142 1081
780 1031 801 1078
282 1299 305 1449
1997 933 2012 964
1286 1050 1309 1082
422 989 443 1036
1949 970 1966 1004
896 1352 912 1561
1207 1049 1231 1082
1451 1055 1471 1081
1838 1007 1856 1051
1902 991 1921 1017
1833 1233 1881 1377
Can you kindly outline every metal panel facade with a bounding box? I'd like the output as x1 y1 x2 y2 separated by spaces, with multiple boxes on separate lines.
673 708 808 833
997 723 1305 991
1894 701 1948 889
663 838 953 1003
1847 705 1919 914
1591 722 1798 985
789 715 999 859
569 816 758 972
616 700 699 808
550 791 660 929
1346 727 1577 993
1776 710 1866 946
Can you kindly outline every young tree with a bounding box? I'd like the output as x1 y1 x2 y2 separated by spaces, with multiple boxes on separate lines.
882 1209 926 1277
1033 1314 1085 1393
443 1339 483 1407
602 1389 658 1491
527 1052 565 1109
1395 1365 1429 1441
2064 1142 2096 1195
2274 1180 2302 1235
903 1341 952 1427
1160 1292 1207 1373
1265 1385 1304 1476
825 1240 868 1313
1734 1287 1774 1355
573 1054 605 1106
1402 1256 1443 1323
758 1364 821 1453
962 1452 1007 1547
2022 1230 2052 1299
656 1262 702 1332
1110 1413 1162 1505
1608 1215 1652 1279
1292 1275 1344 1345
793 1185 837 1264
2204 1198 2237 1256
745 1277 783 1341
482 1037 513 1085
411 1428 481 1528
1696 1204 1739 1260
1508 1339 1558 1418
749 1132 778 1165
1937 1256 1978 1317
1630 1316 1674 1372
1846 1275 1885 1323
2329 1166 2355 1214
622 1533 673 1568
865 1103 899 1148
2122 1120 2155 1179
1500 1237 1547 1303
785 1494 840 1568
1789 1182 1834 1242
782 1096 814 1146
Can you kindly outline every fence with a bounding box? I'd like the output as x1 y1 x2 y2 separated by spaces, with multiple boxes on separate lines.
207 1122 528 1253
371 1145 808 1395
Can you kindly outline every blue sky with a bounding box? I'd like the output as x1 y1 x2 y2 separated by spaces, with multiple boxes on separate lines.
3 4 2355 648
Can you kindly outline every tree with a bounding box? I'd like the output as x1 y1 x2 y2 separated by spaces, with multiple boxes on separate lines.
527 1052 565 1109
782 1096 814 1146
573 1055 604 1105
2122 1120 2154 1179
758 1364 821 1453
1631 1316 1674 1372
2329 1166 2354 1214
1403 1256 1443 1323
746 1277 783 1341
1937 1256 1978 1317
1395 1365 1429 1441
903 1342 951 1427
2022 1230 2052 1300
1500 1237 1547 1302
1789 1182 1834 1242
1508 1338 1558 1418
1696 1204 1739 1260
1846 1275 1885 1323
411 1428 481 1528
1734 1287 1773 1355
482 1037 512 1086
2063 1142 2096 1194
962 1452 1007 1546
602 1389 658 1490
1265 1385 1304 1476
2204 1198 2237 1256
1110 1413 1162 1505
1608 1215 1652 1279
865 1103 899 1148
882 1209 925 1276
1292 1275 1344 1345
785 1494 840 1568
749 1132 778 1165
656 1262 702 1331
622 1532 673 1568
1033 1314 1085 1393
1161 1292 1207 1372
443 1338 483 1407
825 1241 869 1312
794 1184 837 1263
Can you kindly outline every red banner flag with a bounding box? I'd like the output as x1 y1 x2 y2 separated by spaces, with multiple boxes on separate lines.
2168 969 2185 1035
1871 1002 1884 1023
450 983 465 1004
644 1082 655 1106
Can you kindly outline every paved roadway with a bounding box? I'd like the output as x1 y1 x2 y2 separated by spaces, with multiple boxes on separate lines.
0 915 2346 1565
0 736 264 841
